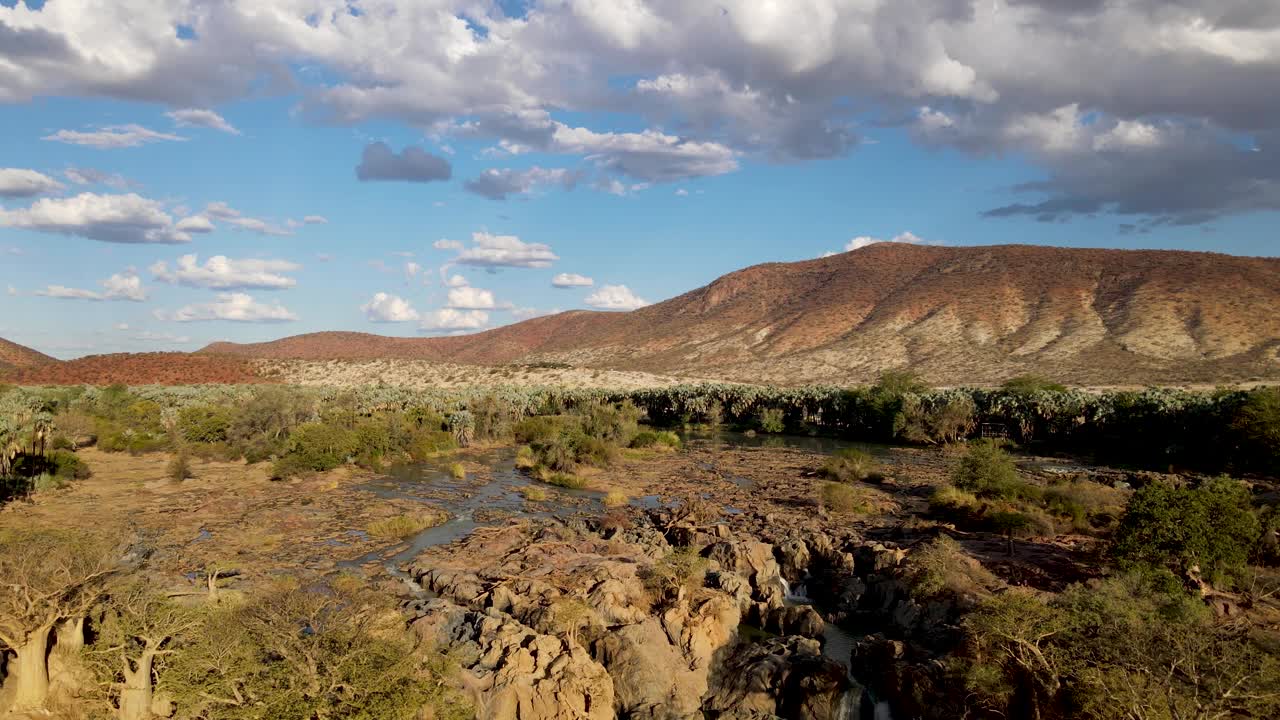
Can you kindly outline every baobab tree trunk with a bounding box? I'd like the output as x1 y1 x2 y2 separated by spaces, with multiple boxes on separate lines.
11 625 53 711
118 650 156 720
56 616 85 652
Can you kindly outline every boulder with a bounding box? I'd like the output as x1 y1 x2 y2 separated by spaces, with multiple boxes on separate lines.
705 637 850 720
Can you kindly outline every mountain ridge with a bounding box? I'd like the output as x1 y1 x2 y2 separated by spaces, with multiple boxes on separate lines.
200 243 1280 385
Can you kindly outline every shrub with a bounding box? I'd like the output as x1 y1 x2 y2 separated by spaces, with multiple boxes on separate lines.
352 420 397 467
515 445 537 470
407 429 456 460
603 490 629 507
177 405 234 444
952 440 1038 501
640 548 707 607
630 430 681 450
168 451 194 481
274 422 355 478
368 511 445 539
757 407 786 433
820 481 868 514
513 415 573 444
904 535 996 600
48 449 91 481
1230 387 1280 475
580 401 640 445
929 484 980 516
1111 476 1261 580
821 448 881 483
1042 479 1126 531
448 462 466 479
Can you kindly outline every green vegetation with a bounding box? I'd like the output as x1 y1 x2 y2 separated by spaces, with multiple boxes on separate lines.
957 570 1280 719
951 440 1033 501
448 461 466 479
167 451 194 481
640 548 708 607
903 535 998 601
1111 476 1262 582
603 489 629 507
756 406 786 433
630 429 682 450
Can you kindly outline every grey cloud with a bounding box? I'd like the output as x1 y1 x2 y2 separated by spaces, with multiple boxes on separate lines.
463 167 579 200
355 142 452 183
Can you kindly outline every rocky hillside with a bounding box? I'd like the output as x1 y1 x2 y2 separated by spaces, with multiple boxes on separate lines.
0 337 56 372
203 244 1280 386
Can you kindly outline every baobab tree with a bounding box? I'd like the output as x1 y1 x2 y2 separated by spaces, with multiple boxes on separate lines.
88 581 204 720
0 526 123 712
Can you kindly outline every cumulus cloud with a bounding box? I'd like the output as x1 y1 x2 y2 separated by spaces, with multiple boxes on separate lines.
0 193 198 243
302 215 327 225
464 166 578 200
42 124 184 149
552 273 594 288
444 274 469 288
35 271 147 302
585 284 649 311
361 292 419 322
4 0 1280 221
0 168 64 197
446 284 498 310
165 108 239 134
355 142 452 183
419 308 489 332
150 254 299 290
433 239 463 251
449 232 558 269
163 293 297 323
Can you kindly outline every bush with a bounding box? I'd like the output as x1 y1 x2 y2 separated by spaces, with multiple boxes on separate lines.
408 429 456 460
820 448 881 483
274 422 355 478
515 445 537 469
352 420 397 468
820 481 867 514
168 452 194 481
579 401 640 445
630 430 682 450
904 535 996 600
640 548 707 607
952 440 1037 501
757 407 786 433
1230 387 1280 475
177 405 234 444
48 449 91 481
603 490 629 507
448 462 466 479
1042 479 1126 531
513 415 573 444
1112 476 1261 580
540 470 587 489
520 485 548 502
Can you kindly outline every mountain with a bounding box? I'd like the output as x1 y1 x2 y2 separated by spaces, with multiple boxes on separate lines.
205 243 1280 385
0 337 56 372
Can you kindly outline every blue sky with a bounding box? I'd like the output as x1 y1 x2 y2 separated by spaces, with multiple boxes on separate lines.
1 1 1277 358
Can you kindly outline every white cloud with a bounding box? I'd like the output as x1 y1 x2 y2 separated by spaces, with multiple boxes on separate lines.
165 108 240 134
174 215 215 234
551 124 738 182
302 215 328 225
0 193 196 243
452 231 558 269
360 292 419 322
404 261 421 278
433 239 463 251
585 284 649 311
203 201 292 236
0 168 64 198
34 271 147 302
150 254 299 290
113 323 130 331
419 308 490 332
841 231 934 253
675 188 689 197
42 124 185 149
5 286 15 297
512 306 558 320
444 274 469 288
446 284 497 310
552 273 594 288
165 293 297 323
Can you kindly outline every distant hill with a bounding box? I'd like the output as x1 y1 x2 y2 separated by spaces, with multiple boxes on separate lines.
2 352 265 386
203 243 1280 386
0 337 56 372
